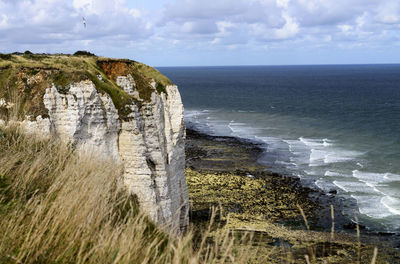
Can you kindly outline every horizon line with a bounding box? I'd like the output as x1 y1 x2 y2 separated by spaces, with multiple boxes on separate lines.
155 62 400 68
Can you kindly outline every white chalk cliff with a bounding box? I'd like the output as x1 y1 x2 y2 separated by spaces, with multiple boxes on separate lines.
20 75 188 230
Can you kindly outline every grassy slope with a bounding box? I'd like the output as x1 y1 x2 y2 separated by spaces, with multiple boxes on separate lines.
0 53 171 120
0 125 251 264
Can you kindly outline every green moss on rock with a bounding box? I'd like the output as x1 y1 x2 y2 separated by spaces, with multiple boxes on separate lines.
86 71 134 120
130 68 154 102
156 82 167 94
186 168 317 223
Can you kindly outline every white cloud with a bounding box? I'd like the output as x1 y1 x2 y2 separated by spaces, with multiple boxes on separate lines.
375 1 400 24
274 13 299 39
0 0 153 53
0 0 399 65
158 0 400 49
0 14 8 29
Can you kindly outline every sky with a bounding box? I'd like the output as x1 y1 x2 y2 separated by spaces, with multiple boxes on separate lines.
0 0 399 66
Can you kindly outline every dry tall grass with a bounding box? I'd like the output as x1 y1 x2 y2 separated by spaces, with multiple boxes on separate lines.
0 124 250 264
0 120 390 264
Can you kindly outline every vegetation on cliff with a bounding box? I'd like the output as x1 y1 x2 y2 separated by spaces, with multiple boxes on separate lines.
0 52 171 120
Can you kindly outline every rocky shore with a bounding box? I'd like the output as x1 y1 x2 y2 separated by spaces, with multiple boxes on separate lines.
185 127 400 263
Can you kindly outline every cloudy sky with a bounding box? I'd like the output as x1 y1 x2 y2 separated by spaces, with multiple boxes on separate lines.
0 0 399 66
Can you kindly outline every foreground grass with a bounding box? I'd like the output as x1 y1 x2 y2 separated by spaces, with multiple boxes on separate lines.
0 125 250 264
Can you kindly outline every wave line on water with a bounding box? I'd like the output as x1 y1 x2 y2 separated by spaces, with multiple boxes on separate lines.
184 108 400 229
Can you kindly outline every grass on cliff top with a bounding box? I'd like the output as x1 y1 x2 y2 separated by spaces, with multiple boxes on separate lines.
0 53 171 120
0 53 92 71
134 62 172 88
0 123 251 264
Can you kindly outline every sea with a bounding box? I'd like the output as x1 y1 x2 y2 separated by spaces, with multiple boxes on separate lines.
158 65 400 232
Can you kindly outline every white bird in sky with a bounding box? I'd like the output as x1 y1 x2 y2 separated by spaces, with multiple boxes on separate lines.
82 17 86 28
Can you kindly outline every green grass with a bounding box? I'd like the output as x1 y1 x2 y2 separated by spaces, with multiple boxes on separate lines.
0 54 12 60
0 53 171 120
133 62 172 88
73 50 96 57
86 71 134 120
133 62 172 97
130 67 155 101
156 82 168 94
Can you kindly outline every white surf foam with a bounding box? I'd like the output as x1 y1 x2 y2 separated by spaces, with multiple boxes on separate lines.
352 170 400 184
283 139 307 152
381 196 400 215
255 136 289 152
185 109 400 222
295 137 362 167
351 195 394 219
332 180 377 193
284 139 311 166
324 151 359 164
227 121 262 139
323 138 333 147
299 137 325 148
184 110 204 120
325 171 346 177
315 178 339 192
309 149 326 164
383 173 400 181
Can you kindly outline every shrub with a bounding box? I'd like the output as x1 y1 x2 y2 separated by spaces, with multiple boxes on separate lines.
73 50 96 57
0 54 12 60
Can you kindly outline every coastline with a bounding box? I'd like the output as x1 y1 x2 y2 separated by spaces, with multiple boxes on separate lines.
185 127 400 263
186 128 354 230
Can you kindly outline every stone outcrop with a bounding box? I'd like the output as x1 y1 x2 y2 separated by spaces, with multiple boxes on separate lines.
0 57 188 230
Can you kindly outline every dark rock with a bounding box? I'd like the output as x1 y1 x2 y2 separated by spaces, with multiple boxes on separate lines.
377 232 395 237
343 222 366 230
270 238 293 248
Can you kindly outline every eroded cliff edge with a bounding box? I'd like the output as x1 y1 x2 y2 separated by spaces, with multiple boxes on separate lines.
0 54 188 230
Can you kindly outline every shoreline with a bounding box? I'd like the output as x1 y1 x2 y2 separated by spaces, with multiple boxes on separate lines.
186 127 357 231
185 127 400 253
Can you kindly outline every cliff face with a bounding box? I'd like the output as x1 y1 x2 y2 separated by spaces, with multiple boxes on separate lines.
0 55 188 230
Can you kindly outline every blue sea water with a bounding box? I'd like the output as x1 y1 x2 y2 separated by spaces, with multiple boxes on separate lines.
158 65 400 231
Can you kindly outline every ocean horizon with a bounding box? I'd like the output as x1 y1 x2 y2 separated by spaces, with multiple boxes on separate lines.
159 64 400 232
157 63 400 68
